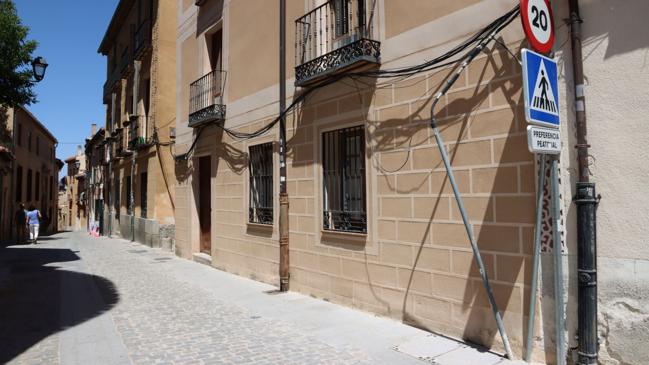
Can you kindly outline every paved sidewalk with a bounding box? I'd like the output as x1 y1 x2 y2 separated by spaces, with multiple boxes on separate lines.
0 231 534 364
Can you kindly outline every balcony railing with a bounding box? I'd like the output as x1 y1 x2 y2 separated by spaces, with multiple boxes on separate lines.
115 128 124 156
103 67 120 99
119 46 132 76
134 20 151 59
128 115 152 150
295 0 380 86
188 69 226 128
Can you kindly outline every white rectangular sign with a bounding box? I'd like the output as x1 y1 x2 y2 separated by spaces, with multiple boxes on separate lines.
527 125 561 155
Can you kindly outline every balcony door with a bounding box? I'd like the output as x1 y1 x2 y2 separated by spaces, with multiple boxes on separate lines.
198 156 212 255
209 29 222 72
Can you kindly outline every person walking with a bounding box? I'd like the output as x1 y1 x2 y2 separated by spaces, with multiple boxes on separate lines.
13 204 27 244
25 204 41 244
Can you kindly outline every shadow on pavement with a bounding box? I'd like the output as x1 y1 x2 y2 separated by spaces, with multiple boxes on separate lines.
0 246 119 363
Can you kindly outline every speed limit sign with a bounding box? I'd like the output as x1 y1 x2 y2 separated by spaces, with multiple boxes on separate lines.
520 0 555 54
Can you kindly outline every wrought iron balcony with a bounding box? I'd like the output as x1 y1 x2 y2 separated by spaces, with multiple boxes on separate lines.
103 67 120 99
295 0 380 87
189 69 226 128
115 128 124 157
119 46 132 77
129 136 148 150
127 115 153 150
133 20 151 60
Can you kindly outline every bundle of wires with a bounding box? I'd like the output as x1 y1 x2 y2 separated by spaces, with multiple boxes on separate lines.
175 5 520 160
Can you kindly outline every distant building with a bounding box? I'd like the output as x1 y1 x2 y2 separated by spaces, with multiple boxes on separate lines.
57 177 69 231
64 147 87 231
85 124 107 235
98 0 177 248
0 106 60 242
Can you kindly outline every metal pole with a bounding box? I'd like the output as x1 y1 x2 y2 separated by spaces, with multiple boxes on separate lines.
130 150 135 242
525 154 546 362
278 0 290 292
431 126 514 360
551 157 565 365
428 25 515 360
568 1 598 363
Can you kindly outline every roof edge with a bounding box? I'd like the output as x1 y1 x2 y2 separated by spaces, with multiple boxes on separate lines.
98 0 136 54
16 105 58 143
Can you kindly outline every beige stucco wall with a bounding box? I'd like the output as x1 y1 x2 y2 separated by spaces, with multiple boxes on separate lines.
102 0 177 237
174 0 549 360
383 0 481 38
551 1 649 364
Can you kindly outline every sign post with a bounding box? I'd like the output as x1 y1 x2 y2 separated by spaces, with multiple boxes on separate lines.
521 47 565 365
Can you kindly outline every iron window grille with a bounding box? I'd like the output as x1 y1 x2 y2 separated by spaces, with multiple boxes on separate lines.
322 126 366 233
126 177 132 215
248 142 273 225
26 169 32 201
114 180 120 220
15 165 22 202
140 172 147 218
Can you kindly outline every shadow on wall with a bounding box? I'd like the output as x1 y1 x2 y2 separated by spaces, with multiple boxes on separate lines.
286 39 549 358
0 244 119 363
397 45 533 354
575 0 649 60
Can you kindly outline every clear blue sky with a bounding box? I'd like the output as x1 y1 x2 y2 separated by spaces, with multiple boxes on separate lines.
14 0 119 178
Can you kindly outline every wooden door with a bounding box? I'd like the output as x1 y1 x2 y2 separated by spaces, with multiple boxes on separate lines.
198 156 212 254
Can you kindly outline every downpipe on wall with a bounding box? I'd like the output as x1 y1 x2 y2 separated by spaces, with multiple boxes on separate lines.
568 0 599 363
278 0 290 292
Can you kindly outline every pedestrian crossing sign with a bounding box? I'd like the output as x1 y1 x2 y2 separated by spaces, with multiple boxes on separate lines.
522 48 560 128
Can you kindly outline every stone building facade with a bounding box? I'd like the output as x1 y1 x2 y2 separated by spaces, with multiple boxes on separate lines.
0 106 60 241
64 148 87 231
85 124 107 235
99 0 177 249
174 0 546 361
171 1 649 364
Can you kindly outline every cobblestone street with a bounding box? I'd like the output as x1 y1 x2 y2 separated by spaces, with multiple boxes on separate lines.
0 232 519 365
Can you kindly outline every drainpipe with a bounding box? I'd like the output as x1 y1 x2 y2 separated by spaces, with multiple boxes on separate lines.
109 92 117 237
131 60 141 243
568 1 598 364
7 109 17 241
278 0 290 292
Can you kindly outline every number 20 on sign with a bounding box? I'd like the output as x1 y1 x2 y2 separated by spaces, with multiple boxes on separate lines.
520 0 555 54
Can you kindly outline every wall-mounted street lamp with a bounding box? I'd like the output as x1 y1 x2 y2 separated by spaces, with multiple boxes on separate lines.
31 56 48 82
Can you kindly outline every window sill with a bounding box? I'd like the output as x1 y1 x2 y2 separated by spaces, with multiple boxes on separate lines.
320 229 367 246
247 222 274 229
246 222 274 238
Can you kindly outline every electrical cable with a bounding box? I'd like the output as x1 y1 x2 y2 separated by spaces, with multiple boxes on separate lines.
175 5 520 158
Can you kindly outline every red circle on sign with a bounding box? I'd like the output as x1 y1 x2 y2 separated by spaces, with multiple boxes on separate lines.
520 0 555 54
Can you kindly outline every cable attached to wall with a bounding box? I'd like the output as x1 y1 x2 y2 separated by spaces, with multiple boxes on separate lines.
174 5 520 160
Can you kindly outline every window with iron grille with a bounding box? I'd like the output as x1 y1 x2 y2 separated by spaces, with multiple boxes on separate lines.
114 180 120 220
140 172 147 218
126 177 132 215
322 126 366 233
248 142 273 225
15 165 22 202
26 169 32 201
35 171 40 201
